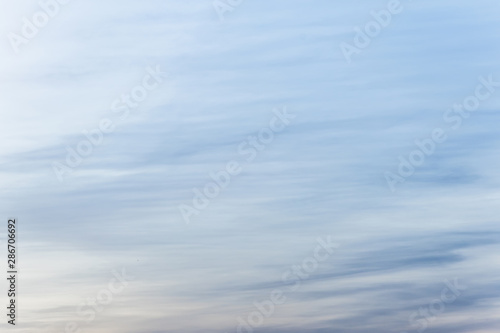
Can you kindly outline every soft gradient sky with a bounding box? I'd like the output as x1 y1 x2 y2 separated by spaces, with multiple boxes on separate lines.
1 0 500 332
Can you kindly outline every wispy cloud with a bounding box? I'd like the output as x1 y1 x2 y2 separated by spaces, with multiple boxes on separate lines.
1 0 500 332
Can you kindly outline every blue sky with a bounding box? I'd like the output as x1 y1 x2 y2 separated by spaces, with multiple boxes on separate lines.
1 0 500 332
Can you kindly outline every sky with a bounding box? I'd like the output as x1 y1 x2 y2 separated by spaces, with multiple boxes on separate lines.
1 0 500 332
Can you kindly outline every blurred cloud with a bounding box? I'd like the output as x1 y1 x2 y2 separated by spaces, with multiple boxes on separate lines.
1 0 500 332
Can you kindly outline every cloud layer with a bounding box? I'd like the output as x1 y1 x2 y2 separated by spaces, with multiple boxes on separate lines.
1 0 500 332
